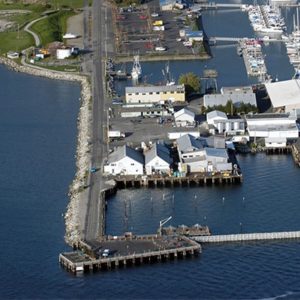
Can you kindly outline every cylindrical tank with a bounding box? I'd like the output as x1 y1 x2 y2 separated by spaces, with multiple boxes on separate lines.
56 48 72 59
234 121 240 131
217 122 224 133
225 122 231 132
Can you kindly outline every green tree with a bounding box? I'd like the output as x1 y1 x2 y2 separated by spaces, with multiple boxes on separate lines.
178 72 201 96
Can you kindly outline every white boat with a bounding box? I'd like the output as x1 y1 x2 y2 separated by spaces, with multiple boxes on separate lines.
155 46 167 51
63 33 78 39
131 55 142 80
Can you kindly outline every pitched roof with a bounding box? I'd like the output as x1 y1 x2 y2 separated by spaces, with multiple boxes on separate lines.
206 110 227 121
177 134 204 153
145 143 173 165
174 108 195 119
108 145 144 165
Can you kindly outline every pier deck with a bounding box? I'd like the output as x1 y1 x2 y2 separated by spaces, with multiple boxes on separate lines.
60 234 201 273
191 231 300 243
113 173 242 189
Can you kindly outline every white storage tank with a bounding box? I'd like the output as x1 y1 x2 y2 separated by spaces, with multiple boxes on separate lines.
56 48 72 59
225 122 231 132
234 121 240 131
217 122 224 133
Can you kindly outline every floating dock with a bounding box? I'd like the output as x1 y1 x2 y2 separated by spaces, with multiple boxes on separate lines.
60 234 201 274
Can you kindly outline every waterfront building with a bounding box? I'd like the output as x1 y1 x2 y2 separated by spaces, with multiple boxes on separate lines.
176 134 232 173
125 85 185 105
174 108 195 127
184 30 204 43
206 110 246 136
245 113 299 139
145 142 173 175
265 79 300 117
264 137 287 148
204 86 257 108
104 145 144 175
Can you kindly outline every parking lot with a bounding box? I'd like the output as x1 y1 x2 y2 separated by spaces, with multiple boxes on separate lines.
113 0 203 57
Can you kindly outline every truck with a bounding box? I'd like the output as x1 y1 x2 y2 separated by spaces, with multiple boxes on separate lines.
153 20 163 26
108 130 125 141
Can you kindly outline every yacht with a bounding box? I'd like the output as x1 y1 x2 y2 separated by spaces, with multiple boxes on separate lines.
131 55 142 80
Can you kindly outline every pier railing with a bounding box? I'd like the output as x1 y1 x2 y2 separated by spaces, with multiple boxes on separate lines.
191 231 300 243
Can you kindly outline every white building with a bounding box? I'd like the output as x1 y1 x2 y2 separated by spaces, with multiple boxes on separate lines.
246 113 299 139
104 145 144 175
204 86 257 108
176 134 231 173
56 48 72 59
145 143 173 175
265 79 300 117
207 110 245 135
174 108 195 127
264 137 287 148
125 85 185 105
207 110 227 125
205 148 232 172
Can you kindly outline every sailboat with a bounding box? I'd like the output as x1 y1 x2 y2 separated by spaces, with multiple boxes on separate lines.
131 55 142 80
162 62 175 86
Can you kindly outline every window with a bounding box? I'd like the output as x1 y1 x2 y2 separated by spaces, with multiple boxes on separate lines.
156 92 159 95
131 163 135 166
149 92 153 95
128 93 132 96
135 92 139 95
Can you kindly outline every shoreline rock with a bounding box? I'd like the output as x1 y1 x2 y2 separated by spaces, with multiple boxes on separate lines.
0 56 92 247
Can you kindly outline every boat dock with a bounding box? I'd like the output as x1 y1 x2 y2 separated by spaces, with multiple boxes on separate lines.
240 40 267 77
191 230 300 243
114 173 243 189
59 234 201 274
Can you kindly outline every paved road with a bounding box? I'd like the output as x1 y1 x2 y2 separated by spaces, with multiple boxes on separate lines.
84 0 111 241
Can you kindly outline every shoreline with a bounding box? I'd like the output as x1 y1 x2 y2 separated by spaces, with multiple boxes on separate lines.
0 56 92 247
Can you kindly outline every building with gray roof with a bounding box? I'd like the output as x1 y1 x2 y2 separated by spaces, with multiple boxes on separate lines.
104 145 144 175
145 143 173 175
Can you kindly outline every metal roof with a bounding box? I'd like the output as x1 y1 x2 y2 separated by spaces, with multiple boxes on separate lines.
205 147 228 159
265 79 300 108
174 108 195 119
177 134 204 153
108 145 144 165
126 84 185 94
145 143 173 165
206 110 227 121
246 113 290 120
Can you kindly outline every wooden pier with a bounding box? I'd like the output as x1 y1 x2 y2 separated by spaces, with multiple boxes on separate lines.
114 173 243 189
59 234 201 274
191 231 300 243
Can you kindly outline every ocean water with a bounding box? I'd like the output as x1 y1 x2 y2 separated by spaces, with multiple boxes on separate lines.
1 3 300 299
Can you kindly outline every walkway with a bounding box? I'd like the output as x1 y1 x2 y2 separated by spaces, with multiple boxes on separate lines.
24 15 47 47
191 231 300 243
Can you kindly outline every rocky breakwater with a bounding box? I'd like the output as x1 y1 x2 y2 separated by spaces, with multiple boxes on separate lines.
0 57 92 247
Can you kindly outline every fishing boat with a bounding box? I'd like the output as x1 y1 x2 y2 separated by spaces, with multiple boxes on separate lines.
131 55 142 80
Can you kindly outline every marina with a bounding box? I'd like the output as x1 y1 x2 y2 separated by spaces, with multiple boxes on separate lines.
2 0 300 297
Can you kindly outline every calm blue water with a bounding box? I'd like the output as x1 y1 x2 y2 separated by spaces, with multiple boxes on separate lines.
1 4 300 300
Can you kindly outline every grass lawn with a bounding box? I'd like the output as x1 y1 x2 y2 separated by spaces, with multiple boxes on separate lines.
0 1 91 10
31 10 75 46
0 31 33 54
